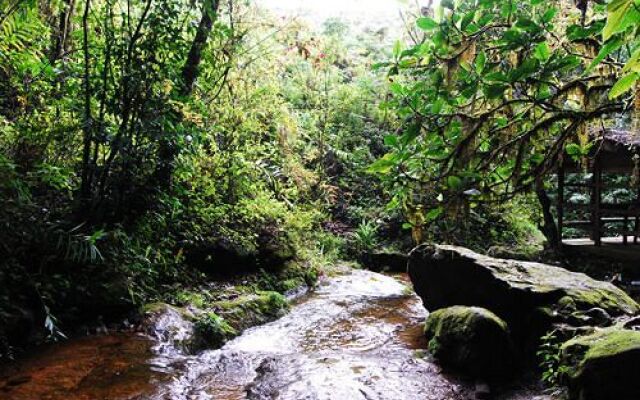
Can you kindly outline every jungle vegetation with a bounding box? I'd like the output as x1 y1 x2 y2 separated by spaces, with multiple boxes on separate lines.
0 0 637 360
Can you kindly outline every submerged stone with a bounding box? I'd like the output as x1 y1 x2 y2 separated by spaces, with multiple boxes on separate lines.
424 306 515 381
560 328 640 400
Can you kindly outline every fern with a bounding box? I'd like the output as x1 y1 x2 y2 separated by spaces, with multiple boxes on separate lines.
0 1 47 73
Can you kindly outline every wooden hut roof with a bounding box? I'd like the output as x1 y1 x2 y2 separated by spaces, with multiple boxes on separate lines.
600 128 640 148
560 126 640 173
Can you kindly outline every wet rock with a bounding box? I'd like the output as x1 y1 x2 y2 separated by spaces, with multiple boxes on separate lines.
568 308 611 327
0 334 161 400
560 328 640 400
424 306 515 381
361 250 408 273
408 245 639 345
141 303 196 354
213 291 289 332
623 315 640 330
474 381 491 400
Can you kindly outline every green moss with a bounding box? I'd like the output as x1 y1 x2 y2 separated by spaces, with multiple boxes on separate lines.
304 268 319 287
423 306 514 380
143 302 170 314
172 290 207 309
212 290 289 332
565 288 639 316
142 302 194 320
425 306 508 340
424 306 509 357
280 278 306 292
193 312 237 349
257 291 289 316
560 328 640 383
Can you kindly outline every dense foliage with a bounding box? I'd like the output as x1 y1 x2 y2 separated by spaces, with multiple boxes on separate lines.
3 0 615 361
371 0 636 245
0 0 395 358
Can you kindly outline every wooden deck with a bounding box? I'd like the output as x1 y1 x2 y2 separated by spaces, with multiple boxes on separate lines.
563 237 640 264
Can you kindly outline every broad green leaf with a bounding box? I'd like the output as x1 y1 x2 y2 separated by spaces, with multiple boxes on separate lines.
609 72 639 99
400 123 421 146
393 40 402 59
384 135 399 147
603 0 635 40
533 42 551 62
460 11 476 31
587 36 623 72
447 175 463 190
367 153 399 174
567 22 604 41
425 207 444 222
623 47 640 73
431 98 445 114
541 8 558 24
417 17 439 31
475 51 487 73
565 143 581 156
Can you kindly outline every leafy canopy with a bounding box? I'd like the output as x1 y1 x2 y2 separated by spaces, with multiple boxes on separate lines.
372 0 625 224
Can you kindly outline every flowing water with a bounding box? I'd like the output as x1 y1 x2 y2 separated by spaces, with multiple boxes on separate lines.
1 269 550 400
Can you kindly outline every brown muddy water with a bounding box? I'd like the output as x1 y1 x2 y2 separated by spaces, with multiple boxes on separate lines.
0 270 552 400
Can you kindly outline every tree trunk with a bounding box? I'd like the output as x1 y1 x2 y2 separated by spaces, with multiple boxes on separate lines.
79 0 93 205
154 0 220 190
181 0 220 96
49 0 76 63
535 178 560 250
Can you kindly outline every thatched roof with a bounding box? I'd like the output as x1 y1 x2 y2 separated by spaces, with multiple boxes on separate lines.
598 128 640 148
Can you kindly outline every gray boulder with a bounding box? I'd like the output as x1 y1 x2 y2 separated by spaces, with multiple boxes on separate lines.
425 306 515 381
408 245 639 342
560 328 640 400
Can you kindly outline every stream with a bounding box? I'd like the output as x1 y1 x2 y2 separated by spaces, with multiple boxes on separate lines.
1 269 550 400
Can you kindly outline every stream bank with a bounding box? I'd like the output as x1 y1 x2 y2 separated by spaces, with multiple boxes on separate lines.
1 268 552 400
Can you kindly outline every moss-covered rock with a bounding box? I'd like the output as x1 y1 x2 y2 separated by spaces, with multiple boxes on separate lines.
257 227 297 271
213 291 289 332
560 328 640 400
424 306 516 381
193 312 237 349
141 291 290 353
408 245 639 353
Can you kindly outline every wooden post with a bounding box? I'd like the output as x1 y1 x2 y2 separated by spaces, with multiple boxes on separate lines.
636 186 640 244
593 157 602 246
557 162 565 244
624 216 629 245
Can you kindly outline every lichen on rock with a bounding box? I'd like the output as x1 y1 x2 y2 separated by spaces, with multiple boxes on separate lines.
408 244 639 346
560 328 640 400
424 306 516 381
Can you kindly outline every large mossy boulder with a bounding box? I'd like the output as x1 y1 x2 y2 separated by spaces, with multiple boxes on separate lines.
425 306 515 381
409 245 639 342
560 328 640 400
256 227 296 271
185 227 296 275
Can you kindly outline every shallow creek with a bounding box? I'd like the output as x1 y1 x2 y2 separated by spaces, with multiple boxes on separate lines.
1 270 550 400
